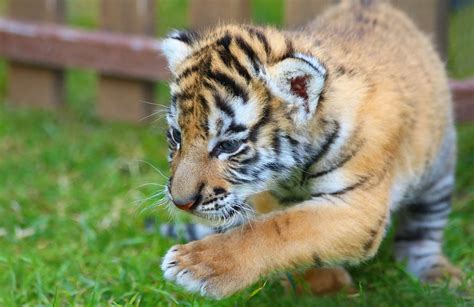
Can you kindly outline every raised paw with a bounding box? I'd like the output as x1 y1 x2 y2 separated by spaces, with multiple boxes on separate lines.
160 234 258 298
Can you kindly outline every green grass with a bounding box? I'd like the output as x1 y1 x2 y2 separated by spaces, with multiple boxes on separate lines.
0 105 472 306
0 0 473 305
66 0 99 30
448 3 474 79
252 0 284 27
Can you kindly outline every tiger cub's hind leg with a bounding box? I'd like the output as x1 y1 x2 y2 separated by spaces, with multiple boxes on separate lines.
282 267 356 296
160 223 216 242
394 174 462 285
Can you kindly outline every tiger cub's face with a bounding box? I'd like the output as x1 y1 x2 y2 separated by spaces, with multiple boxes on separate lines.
161 26 326 227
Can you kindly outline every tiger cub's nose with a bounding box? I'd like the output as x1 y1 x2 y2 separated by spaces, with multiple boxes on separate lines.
172 194 200 211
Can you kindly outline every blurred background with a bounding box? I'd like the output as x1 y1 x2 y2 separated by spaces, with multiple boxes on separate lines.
0 0 473 305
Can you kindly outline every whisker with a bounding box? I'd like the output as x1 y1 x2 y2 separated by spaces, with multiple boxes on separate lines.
132 182 166 190
134 159 169 180
140 100 170 110
133 190 166 204
140 110 166 122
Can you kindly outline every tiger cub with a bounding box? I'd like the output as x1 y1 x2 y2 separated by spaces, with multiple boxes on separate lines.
159 0 462 298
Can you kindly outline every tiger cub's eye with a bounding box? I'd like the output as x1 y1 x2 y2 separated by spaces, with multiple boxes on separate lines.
217 140 241 154
171 128 181 144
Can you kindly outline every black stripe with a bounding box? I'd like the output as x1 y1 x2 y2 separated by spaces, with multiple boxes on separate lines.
363 218 385 253
165 224 176 238
202 79 216 92
213 187 226 195
246 27 271 55
226 122 247 134
216 45 236 68
226 176 256 185
308 140 363 179
395 225 446 243
234 164 249 175
290 55 326 76
254 30 271 55
197 95 210 137
311 176 369 198
363 236 376 253
216 33 252 81
240 152 260 165
235 146 250 156
197 94 209 113
216 34 232 49
249 104 271 142
217 47 252 82
186 224 197 241
231 58 252 82
226 51 252 81
171 94 178 107
394 233 442 242
229 146 250 161
207 71 248 101
279 38 294 61
425 193 453 206
235 36 260 73
413 252 439 260
309 154 353 179
176 64 201 82
174 92 193 102
302 121 340 180
284 135 299 146
213 94 234 117
408 200 451 215
215 118 223 136
272 129 281 155
261 162 285 172
169 30 199 44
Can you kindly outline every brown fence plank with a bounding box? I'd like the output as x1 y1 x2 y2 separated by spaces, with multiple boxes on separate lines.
98 0 155 122
189 0 250 30
284 0 335 28
451 79 474 123
0 19 169 81
7 0 65 109
1 1 467 122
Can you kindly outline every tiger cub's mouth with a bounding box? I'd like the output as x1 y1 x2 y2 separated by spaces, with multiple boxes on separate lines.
193 194 255 228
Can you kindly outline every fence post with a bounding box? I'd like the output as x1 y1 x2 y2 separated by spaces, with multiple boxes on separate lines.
284 0 335 28
189 0 250 30
392 0 448 60
7 0 65 109
98 0 155 122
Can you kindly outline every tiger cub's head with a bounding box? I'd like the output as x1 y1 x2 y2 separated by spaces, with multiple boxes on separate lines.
161 25 326 227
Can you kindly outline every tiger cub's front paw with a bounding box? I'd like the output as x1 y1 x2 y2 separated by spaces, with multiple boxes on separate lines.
161 234 257 299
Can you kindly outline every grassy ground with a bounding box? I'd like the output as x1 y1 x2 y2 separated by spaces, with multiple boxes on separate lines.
0 0 473 306
0 106 472 306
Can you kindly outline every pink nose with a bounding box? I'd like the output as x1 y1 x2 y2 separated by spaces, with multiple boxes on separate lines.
172 194 200 211
174 200 195 211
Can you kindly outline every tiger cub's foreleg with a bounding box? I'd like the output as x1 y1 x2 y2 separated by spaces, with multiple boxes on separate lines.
161 181 390 298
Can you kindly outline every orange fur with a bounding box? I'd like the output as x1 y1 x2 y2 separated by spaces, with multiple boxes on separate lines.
160 0 460 298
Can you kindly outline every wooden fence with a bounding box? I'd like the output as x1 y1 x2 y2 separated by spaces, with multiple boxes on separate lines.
0 0 472 122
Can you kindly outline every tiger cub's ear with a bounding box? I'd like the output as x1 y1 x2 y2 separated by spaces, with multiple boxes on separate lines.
161 30 200 75
265 53 326 125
